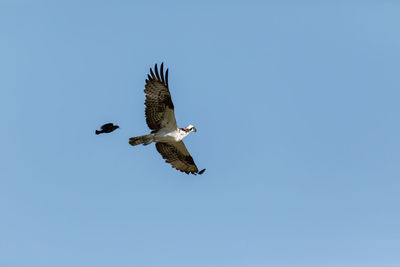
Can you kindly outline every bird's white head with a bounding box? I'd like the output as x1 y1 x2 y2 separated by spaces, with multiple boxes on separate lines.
184 124 197 133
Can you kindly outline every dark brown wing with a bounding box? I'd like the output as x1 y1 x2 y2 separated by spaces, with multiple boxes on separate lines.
101 123 114 130
155 141 203 175
144 63 177 132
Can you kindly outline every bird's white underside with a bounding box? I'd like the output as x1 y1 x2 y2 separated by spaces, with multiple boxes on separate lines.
154 128 187 143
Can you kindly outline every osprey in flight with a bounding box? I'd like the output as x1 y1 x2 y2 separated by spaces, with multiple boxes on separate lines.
129 63 205 175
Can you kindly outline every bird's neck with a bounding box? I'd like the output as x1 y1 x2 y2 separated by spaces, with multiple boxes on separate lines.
178 128 191 139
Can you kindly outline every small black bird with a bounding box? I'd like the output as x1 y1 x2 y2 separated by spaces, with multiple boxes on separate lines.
96 123 119 135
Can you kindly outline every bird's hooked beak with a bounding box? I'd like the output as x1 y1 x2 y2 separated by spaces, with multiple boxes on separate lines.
193 127 197 132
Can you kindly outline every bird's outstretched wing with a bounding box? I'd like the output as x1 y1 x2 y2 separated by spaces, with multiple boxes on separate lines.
144 63 177 132
155 141 205 175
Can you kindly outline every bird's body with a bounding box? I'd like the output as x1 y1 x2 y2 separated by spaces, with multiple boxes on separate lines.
129 63 205 175
129 126 194 148
154 128 190 143
96 123 119 135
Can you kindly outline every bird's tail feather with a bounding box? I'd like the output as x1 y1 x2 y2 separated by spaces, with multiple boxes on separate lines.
129 134 154 146
95 130 102 135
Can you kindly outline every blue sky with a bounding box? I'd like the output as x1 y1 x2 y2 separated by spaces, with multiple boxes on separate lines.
1 1 400 266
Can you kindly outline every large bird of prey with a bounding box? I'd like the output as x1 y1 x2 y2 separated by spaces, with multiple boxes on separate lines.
129 63 205 175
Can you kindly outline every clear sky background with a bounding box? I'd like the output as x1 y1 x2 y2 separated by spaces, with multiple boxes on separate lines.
1 1 399 267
